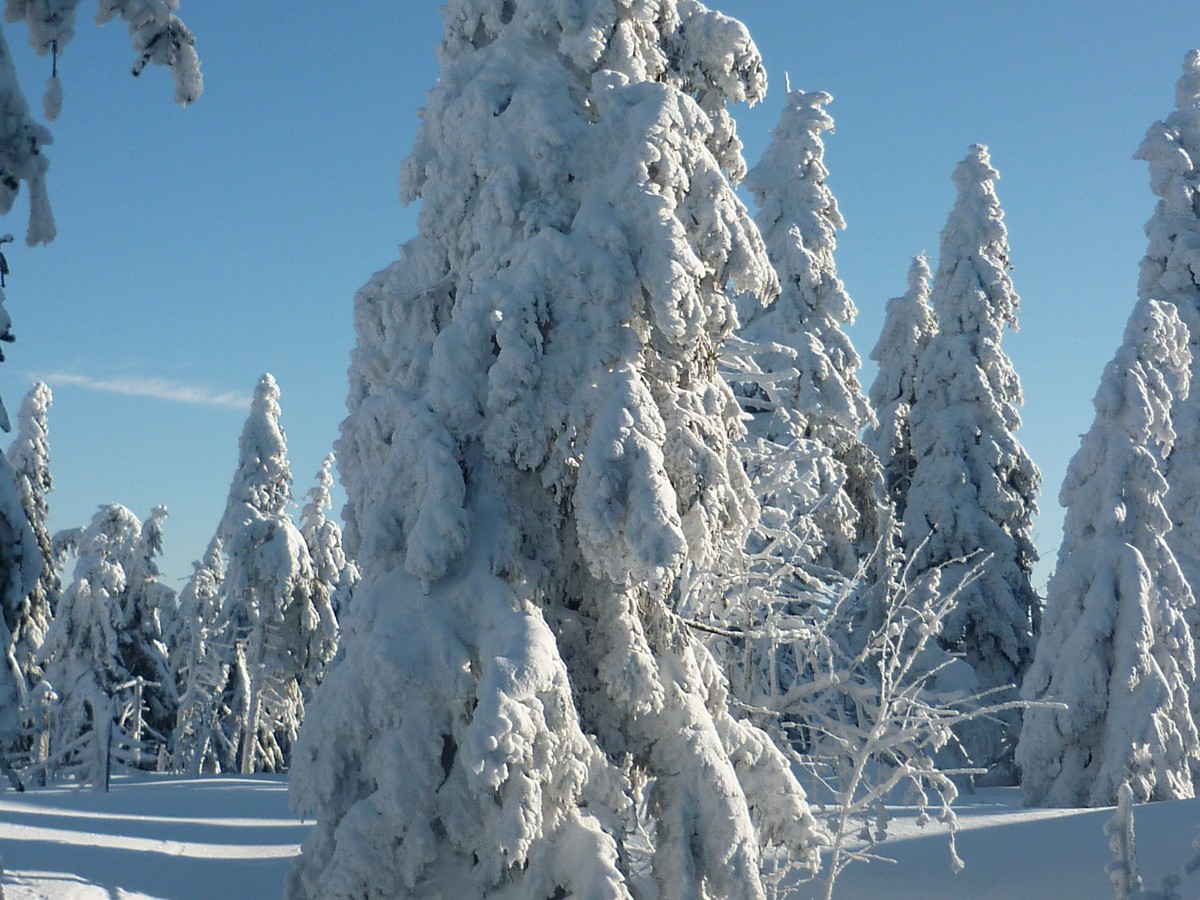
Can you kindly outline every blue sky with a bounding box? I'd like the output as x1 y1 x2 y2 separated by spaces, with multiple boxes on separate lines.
0 2 1191 590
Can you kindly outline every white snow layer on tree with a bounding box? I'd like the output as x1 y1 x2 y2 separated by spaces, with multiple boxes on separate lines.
37 503 177 782
1136 49 1200 613
904 146 1040 698
5 0 202 103
866 255 936 523
0 0 200 247
734 87 881 571
1017 298 1199 807
290 3 826 898
215 374 337 775
5 381 53 688
0 449 36 742
170 538 228 774
299 454 357 615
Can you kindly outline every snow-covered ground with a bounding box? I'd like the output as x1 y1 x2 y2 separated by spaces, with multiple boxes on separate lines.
0 775 1195 899
800 788 1200 899
0 775 307 899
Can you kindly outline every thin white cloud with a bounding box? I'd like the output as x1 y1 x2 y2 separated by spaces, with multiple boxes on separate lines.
33 371 249 410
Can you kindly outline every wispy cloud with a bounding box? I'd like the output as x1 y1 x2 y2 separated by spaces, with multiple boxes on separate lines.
33 371 250 410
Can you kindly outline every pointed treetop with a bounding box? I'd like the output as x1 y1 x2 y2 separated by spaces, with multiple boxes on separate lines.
935 144 1018 337
952 143 1000 192
746 86 845 243
225 373 291 522
908 251 932 294
868 253 934 405
8 380 52 483
14 381 50 425
781 87 836 130
1135 52 1200 305
302 454 335 524
1091 297 1190 458
1176 49 1200 110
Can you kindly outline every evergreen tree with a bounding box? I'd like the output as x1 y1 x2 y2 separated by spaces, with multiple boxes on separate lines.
0 450 35 783
170 538 232 774
866 255 936 523
1017 299 1199 807
39 504 176 785
5 381 54 698
0 2 201 777
735 87 882 573
117 504 177 743
290 4 826 898
903 145 1041 781
299 454 357 619
216 374 336 774
1136 49 1200 604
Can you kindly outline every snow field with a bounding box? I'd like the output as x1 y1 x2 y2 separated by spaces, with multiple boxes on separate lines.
0 775 307 899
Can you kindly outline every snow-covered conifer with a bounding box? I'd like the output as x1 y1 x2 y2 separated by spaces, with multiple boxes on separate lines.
170 538 232 774
0 450 35 777
299 454 357 618
39 504 176 784
290 4 826 898
735 87 882 572
215 375 335 774
118 504 177 743
1136 50 1200 606
5 381 53 695
1017 299 1199 807
867 255 936 522
903 145 1041 781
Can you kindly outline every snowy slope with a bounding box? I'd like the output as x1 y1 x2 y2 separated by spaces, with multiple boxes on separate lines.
795 787 1200 899
0 775 307 899
0 776 1195 898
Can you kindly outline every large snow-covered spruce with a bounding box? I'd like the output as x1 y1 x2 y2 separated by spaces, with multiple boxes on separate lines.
289 3 825 898
1136 50 1200 609
1017 299 1199 807
903 145 1041 779
213 374 336 775
735 87 881 573
866 255 936 523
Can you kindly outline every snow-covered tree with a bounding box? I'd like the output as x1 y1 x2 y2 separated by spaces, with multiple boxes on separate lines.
1136 49 1200 606
117 504 177 745
1017 298 1199 807
4 381 53 698
867 255 936 523
299 454 357 618
290 4 827 898
903 145 1041 782
734 87 882 573
0 454 34 781
170 538 232 774
38 504 176 786
215 374 336 775
0 6 200 775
